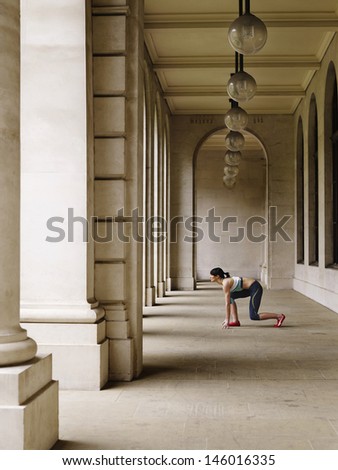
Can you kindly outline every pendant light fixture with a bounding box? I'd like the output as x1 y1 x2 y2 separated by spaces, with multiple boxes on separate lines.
228 0 267 55
223 175 237 189
227 54 256 102
225 130 245 151
224 100 248 131
224 165 240 177
223 1 267 189
224 150 242 166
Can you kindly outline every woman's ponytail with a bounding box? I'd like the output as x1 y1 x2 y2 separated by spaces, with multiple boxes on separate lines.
210 267 230 279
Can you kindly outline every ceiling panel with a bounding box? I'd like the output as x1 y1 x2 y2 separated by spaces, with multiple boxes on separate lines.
158 68 308 88
146 29 329 60
167 96 299 115
145 0 338 16
144 0 338 115
145 30 229 58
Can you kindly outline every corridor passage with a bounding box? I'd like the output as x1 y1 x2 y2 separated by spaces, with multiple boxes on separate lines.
55 285 338 450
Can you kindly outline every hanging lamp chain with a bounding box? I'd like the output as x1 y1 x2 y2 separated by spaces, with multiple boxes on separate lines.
235 52 239 73
245 0 250 14
239 54 244 72
239 0 243 16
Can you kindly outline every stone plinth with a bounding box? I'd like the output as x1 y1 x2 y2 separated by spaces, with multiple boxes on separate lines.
0 355 58 449
21 320 108 391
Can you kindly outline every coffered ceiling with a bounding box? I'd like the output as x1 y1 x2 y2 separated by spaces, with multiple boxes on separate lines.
144 0 338 115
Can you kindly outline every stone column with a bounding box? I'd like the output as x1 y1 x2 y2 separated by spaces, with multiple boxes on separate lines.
92 0 144 380
156 110 166 298
20 0 108 390
0 0 36 368
145 146 156 306
0 0 58 449
165 126 172 291
145 91 156 306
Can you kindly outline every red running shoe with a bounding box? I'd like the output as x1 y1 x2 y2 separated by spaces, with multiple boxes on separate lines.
274 314 285 328
228 321 241 327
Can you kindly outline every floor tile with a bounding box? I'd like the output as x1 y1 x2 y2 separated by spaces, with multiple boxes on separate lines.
56 286 338 450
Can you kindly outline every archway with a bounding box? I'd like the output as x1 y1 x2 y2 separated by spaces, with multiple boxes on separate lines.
193 127 268 283
324 62 338 266
308 94 319 266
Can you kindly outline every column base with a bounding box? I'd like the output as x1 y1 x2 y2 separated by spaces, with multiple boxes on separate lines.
166 278 172 292
109 338 134 381
0 354 58 449
145 286 156 306
104 304 136 381
20 302 105 323
21 321 108 390
157 281 165 298
0 336 37 367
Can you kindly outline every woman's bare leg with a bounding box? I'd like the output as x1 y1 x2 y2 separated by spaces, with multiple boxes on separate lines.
259 312 285 327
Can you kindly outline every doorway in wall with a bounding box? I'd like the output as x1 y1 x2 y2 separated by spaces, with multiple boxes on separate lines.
193 128 268 283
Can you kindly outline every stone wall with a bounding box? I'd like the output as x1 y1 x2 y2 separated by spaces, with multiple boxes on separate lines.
170 114 295 290
293 33 338 313
195 146 266 280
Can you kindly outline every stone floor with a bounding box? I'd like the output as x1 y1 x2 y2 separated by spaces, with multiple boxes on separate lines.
54 284 338 450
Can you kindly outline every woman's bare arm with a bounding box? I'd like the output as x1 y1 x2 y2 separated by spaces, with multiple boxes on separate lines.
222 280 231 329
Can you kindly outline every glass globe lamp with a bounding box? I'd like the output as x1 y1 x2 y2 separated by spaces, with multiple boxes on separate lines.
227 71 257 102
224 106 248 131
224 150 242 166
225 131 245 151
223 175 237 188
224 165 239 177
228 12 267 55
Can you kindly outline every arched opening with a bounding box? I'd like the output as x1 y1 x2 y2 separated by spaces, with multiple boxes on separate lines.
324 62 338 267
308 94 319 266
333 78 338 265
296 117 305 264
193 128 268 283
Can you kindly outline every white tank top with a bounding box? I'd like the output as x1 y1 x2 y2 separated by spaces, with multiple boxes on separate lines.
230 276 243 292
